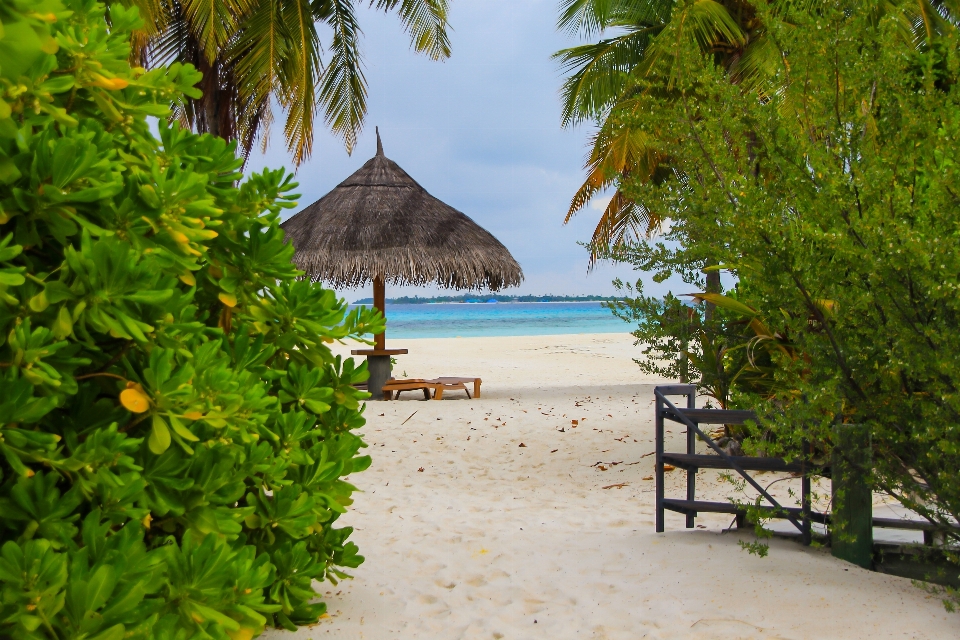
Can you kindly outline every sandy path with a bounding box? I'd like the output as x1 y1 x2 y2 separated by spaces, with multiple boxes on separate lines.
265 333 956 639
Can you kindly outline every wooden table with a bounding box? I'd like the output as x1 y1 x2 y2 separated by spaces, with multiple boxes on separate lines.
351 348 408 400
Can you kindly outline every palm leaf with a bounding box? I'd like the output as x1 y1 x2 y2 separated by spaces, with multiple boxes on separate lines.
279 0 322 164
558 0 673 37
554 26 662 126
373 0 452 60
181 0 250 62
639 0 745 86
315 0 365 156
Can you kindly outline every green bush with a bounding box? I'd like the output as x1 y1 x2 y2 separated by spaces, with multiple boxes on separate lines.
608 0 960 546
0 1 383 637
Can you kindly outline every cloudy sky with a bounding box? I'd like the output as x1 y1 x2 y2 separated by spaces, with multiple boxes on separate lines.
245 0 662 302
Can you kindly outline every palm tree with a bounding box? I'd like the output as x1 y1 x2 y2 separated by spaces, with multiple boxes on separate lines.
555 0 959 263
126 0 451 165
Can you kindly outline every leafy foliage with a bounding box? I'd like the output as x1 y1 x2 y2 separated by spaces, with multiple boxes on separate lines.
555 0 958 261
604 0 960 576
0 1 383 637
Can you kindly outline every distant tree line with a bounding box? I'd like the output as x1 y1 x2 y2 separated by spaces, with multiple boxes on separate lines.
352 294 619 304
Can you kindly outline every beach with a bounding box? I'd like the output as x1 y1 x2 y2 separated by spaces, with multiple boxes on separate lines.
268 332 956 639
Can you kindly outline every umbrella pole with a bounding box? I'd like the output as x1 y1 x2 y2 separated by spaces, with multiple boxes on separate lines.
365 275 392 399
373 275 386 350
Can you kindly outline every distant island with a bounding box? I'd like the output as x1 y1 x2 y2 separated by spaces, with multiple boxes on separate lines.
352 294 620 304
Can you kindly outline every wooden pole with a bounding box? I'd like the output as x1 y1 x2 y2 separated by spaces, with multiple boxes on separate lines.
373 275 385 351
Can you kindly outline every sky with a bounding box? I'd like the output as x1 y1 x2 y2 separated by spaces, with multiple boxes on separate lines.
244 0 672 302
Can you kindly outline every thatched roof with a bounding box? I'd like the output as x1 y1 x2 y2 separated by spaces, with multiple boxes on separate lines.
281 131 523 291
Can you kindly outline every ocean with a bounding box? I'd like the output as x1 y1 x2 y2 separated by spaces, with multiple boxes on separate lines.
351 301 630 339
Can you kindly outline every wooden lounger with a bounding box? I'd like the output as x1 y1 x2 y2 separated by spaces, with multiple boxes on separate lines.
381 378 436 400
380 377 482 400
426 377 481 399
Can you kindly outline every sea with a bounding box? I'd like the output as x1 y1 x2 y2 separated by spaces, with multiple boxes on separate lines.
351 301 630 339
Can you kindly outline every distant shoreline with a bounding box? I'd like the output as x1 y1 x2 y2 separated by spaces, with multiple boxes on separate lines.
351 295 620 305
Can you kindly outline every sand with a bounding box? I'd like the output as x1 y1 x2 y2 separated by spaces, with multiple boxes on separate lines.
265 333 956 639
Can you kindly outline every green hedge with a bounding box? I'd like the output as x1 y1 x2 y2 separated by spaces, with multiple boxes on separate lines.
0 1 383 638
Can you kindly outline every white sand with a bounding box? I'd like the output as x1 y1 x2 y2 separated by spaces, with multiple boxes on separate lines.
267 333 956 639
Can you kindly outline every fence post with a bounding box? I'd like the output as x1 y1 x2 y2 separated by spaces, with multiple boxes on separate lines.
831 424 872 568
655 392 665 533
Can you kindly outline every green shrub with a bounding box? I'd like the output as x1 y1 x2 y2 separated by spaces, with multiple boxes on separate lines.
608 0 960 547
0 1 383 637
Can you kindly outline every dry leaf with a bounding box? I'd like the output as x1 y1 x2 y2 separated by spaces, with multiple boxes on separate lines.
602 483 628 490
664 464 676 471
642 476 653 481
550 449 558 453
417 467 424 472
518 443 526 448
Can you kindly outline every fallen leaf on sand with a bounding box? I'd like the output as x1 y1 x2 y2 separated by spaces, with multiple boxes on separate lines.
571 419 579 426
603 483 629 490
550 449 558 453
642 476 653 481
417 467 424 472
598 465 607 471
639 451 655 458
519 443 527 447
664 464 676 471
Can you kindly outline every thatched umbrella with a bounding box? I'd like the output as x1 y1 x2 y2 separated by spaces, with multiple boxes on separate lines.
281 130 523 394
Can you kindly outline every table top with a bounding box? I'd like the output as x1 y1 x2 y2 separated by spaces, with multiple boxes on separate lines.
350 349 409 356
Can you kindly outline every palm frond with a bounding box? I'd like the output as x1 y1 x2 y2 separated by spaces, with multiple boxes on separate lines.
554 26 662 126
279 0 323 163
373 0 452 60
315 0 364 156
586 190 656 265
639 0 745 85
558 0 673 37
181 0 250 62
231 0 287 111
729 31 781 90
566 115 666 262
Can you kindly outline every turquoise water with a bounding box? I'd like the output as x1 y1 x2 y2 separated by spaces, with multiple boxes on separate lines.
352 302 629 338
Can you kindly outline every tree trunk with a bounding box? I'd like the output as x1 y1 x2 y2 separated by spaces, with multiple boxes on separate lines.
703 262 721 322
197 56 221 138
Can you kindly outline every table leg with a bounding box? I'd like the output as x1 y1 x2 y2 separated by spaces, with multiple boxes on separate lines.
474 380 481 398
366 355 392 401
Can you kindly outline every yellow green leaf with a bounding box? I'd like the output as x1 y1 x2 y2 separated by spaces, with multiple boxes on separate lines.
149 414 171 454
28 290 48 312
168 415 199 442
52 306 73 339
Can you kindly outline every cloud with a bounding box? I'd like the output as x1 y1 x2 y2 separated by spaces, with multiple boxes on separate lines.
590 196 612 211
